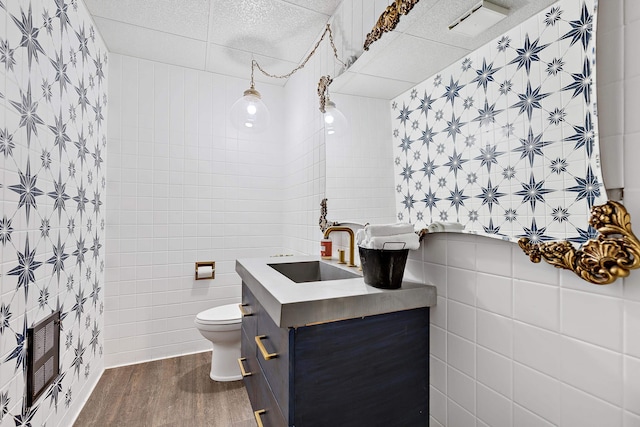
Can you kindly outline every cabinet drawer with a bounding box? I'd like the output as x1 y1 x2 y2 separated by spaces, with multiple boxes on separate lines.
241 332 286 427
241 283 258 337
256 309 291 420
253 373 287 427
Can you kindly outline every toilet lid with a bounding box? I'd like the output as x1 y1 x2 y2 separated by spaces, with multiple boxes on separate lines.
196 303 242 325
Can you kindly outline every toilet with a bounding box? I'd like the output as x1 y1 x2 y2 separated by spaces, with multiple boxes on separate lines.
194 303 242 381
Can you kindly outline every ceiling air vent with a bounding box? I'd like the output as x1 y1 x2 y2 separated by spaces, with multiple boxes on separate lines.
448 1 509 37
26 311 60 407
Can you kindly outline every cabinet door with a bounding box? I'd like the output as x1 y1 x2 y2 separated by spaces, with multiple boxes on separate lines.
293 308 430 427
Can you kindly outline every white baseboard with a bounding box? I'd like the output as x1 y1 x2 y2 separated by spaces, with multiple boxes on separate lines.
57 365 105 427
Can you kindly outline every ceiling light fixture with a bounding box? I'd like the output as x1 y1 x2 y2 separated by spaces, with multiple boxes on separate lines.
318 75 347 137
448 1 509 37
230 62 271 132
324 100 348 136
230 24 347 135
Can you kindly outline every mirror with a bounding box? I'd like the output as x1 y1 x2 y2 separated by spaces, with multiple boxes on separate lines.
325 0 609 246
324 94 398 226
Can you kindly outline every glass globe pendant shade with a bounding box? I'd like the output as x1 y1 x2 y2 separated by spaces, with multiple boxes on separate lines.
323 100 348 137
230 87 270 133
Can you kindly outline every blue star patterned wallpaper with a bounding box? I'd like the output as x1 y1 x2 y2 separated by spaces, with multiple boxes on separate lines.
0 0 107 424
391 0 605 244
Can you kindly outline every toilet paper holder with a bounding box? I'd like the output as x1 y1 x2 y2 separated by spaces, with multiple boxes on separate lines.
195 261 216 280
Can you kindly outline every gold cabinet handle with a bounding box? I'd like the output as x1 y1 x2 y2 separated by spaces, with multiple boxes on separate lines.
239 304 252 317
254 409 266 427
255 335 278 360
237 357 252 377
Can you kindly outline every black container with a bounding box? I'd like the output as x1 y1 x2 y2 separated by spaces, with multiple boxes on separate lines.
358 246 409 289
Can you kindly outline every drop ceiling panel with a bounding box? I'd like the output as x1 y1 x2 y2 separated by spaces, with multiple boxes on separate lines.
94 17 207 70
282 0 341 15
344 27 401 74
333 72 414 99
84 0 563 94
84 0 210 40
208 0 330 64
404 0 557 51
205 44 299 86
362 34 470 84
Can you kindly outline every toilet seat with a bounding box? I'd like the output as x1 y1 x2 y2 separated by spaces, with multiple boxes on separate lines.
195 303 242 325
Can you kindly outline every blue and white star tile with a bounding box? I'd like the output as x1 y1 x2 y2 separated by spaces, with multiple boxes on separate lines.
0 0 108 421
391 0 603 243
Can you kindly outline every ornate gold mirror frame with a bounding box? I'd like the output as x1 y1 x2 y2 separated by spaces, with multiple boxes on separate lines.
317 75 333 113
364 0 421 51
364 2 640 285
519 201 640 285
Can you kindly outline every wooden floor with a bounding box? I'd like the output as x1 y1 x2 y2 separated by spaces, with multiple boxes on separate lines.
74 352 257 427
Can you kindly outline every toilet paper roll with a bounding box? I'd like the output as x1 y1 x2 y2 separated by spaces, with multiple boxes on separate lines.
196 265 213 280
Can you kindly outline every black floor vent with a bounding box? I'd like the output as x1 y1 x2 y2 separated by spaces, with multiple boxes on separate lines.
26 311 60 407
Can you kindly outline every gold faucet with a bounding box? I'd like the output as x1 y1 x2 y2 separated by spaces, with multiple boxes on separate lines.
323 226 356 267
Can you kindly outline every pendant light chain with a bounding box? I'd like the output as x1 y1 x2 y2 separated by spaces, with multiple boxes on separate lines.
233 23 347 133
250 24 346 87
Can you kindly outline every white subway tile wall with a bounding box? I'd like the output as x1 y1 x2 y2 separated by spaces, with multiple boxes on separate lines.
419 229 639 425
418 219 640 425
105 54 286 366
476 346 512 398
104 0 395 367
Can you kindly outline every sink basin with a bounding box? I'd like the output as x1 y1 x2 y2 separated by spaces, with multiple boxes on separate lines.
268 261 360 283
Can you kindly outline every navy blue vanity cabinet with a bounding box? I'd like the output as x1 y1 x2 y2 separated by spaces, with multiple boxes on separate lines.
240 283 430 427
292 307 430 426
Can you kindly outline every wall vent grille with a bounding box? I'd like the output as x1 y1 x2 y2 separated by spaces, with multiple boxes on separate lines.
27 311 60 407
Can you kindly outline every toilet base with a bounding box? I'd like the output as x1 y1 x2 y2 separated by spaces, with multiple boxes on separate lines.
209 341 242 382
210 372 243 382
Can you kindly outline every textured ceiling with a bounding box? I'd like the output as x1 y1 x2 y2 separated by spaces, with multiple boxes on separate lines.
85 0 558 97
331 0 558 99
84 0 341 86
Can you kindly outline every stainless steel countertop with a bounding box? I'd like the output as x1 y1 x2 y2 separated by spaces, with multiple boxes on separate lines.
236 255 437 328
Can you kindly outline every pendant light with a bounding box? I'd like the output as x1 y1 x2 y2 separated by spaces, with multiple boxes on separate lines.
318 75 347 137
231 25 347 134
230 83 270 133
323 100 348 136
